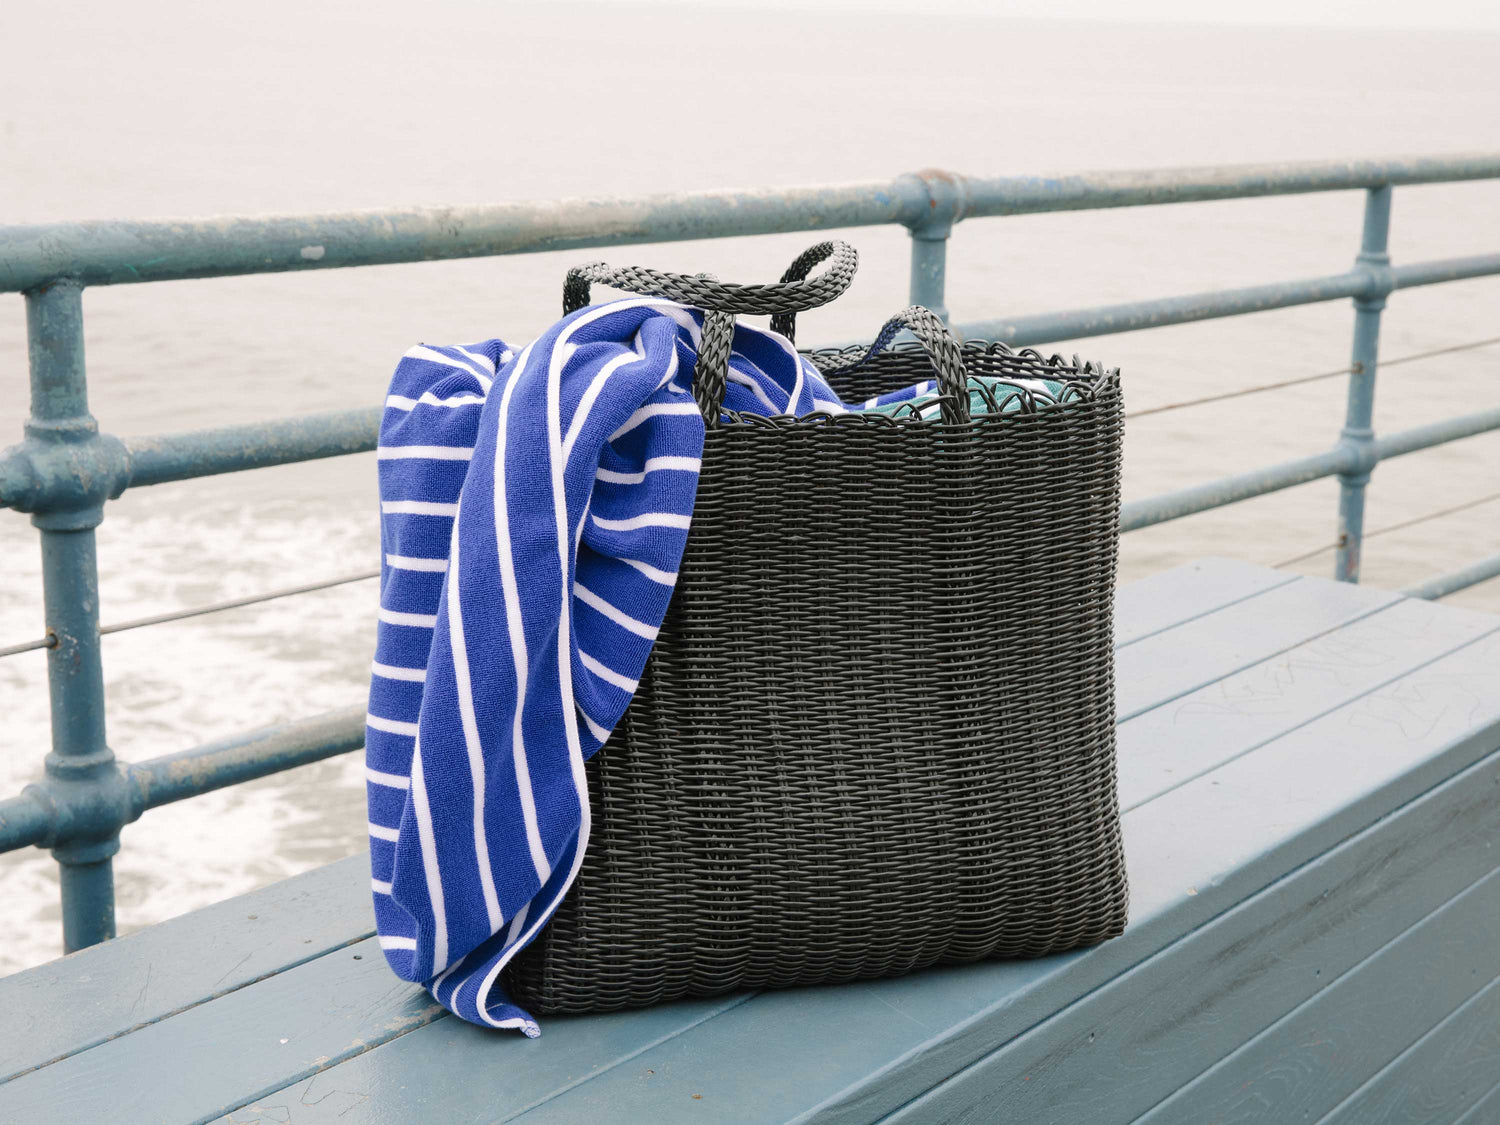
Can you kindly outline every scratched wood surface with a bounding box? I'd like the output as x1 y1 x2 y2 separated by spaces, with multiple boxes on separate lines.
3 559 1498 1125
1321 973 1500 1125
0 853 373 1083
888 747 1500 1125
1133 862 1500 1124
1453 1064 1500 1125
530 633 1500 1125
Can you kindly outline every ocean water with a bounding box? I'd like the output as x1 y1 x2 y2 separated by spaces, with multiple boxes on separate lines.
2 1 1499 975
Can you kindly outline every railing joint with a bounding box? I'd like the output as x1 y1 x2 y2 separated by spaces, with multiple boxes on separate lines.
19 761 142 854
1353 257 1395 307
1334 430 1379 477
1 428 131 522
897 169 970 236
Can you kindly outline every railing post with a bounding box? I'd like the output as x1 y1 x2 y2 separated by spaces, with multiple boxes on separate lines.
901 170 968 324
908 227 950 323
24 279 120 952
1335 186 1394 583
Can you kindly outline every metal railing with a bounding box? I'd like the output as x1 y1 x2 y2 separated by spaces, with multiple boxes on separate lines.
3 154 1500 957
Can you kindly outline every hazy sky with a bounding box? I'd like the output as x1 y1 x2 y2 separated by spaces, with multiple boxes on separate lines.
685 0 1500 32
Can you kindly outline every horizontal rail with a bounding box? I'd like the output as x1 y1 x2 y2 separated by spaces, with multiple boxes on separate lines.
0 571 379 661
0 251 1487 510
2 155 1499 292
1123 403 1500 532
1393 253 1500 289
957 250 1500 348
132 705 366 809
1276 490 1500 569
1373 405 1500 460
5 154 1500 962
1122 447 1355 531
126 407 382 488
1132 334 1500 420
0 792 51 853
1405 553 1500 600
956 270 1370 347
0 707 366 852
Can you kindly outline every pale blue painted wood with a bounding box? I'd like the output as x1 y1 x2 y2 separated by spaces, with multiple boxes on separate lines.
269 737 1500 1125
16 562 1500 1125
1319 973 1500 1124
222 995 756 1125
232 597 1500 1124
193 563 1378 1123
1116 596 1499 810
1452 1070 1500 1125
1130 864 1500 1124
1113 578 1400 720
884 750 1500 1125
0 935 441 1125
1111 557 1297 647
514 628 1500 1124
0 853 372 1083
0 556 1284 1125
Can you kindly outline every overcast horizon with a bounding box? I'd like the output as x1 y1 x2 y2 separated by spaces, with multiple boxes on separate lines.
641 0 1500 33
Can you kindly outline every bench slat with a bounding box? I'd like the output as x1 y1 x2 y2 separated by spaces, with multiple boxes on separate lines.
496 629 1500 1124
211 594 1500 1124
223 994 756 1125
1117 596 1499 810
13 561 1497 1125
1322 972 1500 1125
893 762 1500 1125
1131 863 1500 1125
0 935 442 1125
0 558 1300 1104
1114 577 1398 721
0 853 373 1083
1454 1069 1500 1125
191 569 1390 1121
1112 556 1297 647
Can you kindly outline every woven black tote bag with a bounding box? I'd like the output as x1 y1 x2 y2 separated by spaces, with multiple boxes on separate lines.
504 242 1128 1014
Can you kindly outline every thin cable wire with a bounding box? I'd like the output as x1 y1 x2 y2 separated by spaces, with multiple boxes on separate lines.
1129 334 1500 419
1274 489 1500 568
0 636 53 659
0 568 380 658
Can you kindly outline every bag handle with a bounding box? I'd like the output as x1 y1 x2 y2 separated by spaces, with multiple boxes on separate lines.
562 241 858 427
767 242 847 344
820 306 972 425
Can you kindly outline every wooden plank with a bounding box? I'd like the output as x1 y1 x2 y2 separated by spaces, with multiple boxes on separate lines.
187 569 1375 1123
880 757 1500 1125
1117 597 1499 810
1321 972 1500 1125
4 562 1330 1119
228 740 1500 1125
1112 557 1297 648
221 994 755 1125
0 853 372 1083
0 558 1263 1086
0 932 753 1125
1128 866 1500 1124
539 721 1500 1125
1453 1071 1500 1125
15 564 1456 1122
0 935 442 1125
533 629 1500 1123
1113 577 1399 720
220 621 1500 1124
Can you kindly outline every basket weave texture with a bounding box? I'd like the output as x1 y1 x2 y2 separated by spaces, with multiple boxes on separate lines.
504 339 1129 1014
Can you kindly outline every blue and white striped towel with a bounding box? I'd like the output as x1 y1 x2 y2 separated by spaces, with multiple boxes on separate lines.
367 298 860 1035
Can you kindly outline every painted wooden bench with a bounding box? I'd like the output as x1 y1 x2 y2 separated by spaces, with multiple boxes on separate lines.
4 558 1500 1124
